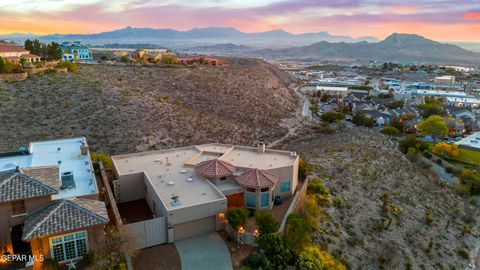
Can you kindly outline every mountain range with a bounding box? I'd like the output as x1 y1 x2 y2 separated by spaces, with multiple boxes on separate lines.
255 33 480 65
1 27 378 48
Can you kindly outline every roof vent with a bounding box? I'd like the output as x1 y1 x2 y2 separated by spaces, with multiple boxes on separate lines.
180 169 187 174
155 159 161 163
187 177 193 182
167 181 175 186
57 147 61 152
61 171 75 189
170 195 181 206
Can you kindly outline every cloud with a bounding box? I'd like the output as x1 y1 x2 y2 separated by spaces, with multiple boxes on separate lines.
0 0 480 41
464 12 480 20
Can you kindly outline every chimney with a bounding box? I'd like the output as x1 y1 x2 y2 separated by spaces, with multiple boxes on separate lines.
80 144 89 155
166 156 171 166
257 143 266 154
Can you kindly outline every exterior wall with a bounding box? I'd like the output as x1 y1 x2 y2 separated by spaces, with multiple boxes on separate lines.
267 157 299 199
117 172 146 203
167 199 226 227
0 72 28 81
144 174 165 217
0 196 52 254
173 216 216 241
30 225 105 270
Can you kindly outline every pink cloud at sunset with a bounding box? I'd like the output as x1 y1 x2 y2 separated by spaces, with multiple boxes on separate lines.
0 0 479 41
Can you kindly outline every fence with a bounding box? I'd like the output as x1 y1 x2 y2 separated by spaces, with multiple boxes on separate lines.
125 216 167 249
277 177 310 234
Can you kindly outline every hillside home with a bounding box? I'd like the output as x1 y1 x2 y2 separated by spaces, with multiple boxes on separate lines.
177 57 227 66
0 138 107 269
111 143 298 247
61 41 92 62
0 44 41 63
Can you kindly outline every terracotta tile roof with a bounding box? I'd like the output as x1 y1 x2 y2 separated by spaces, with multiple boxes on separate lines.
0 170 58 203
235 168 279 189
22 198 108 240
20 166 61 191
0 44 28 53
195 159 236 178
2 56 20 61
20 54 40 59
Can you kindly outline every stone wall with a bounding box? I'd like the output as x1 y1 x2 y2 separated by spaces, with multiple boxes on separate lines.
0 72 28 81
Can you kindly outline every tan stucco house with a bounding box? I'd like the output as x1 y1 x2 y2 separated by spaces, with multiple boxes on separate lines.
0 138 108 269
111 143 298 247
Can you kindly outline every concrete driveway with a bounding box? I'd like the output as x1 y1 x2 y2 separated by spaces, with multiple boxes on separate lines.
175 233 233 270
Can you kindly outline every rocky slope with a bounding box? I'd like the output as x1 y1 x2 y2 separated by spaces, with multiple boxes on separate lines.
0 59 298 154
283 128 480 269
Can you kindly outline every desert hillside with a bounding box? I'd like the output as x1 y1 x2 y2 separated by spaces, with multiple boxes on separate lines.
283 128 480 269
0 59 298 154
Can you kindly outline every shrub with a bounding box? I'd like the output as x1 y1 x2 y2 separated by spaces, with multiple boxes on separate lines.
352 112 375 127
313 124 335 134
298 159 313 180
257 233 297 268
432 142 460 158
458 169 480 195
161 55 178 64
320 112 345 123
255 211 278 234
425 212 435 226
307 178 329 195
83 250 97 263
90 152 113 175
399 136 428 154
457 248 469 259
285 213 311 252
42 258 59 270
57 61 78 73
380 126 400 136
297 246 346 270
243 253 268 269
227 207 249 230
423 151 432 159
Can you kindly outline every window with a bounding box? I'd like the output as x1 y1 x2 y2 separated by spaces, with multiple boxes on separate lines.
260 192 269 208
280 181 291 193
11 201 26 216
220 176 227 181
260 187 269 192
246 192 255 208
50 231 88 262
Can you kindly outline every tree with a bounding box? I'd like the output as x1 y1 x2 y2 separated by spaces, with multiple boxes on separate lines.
381 126 400 137
320 112 345 123
46 42 62 60
254 211 278 234
97 226 137 269
257 233 297 268
352 112 375 127
432 142 460 158
309 103 319 114
416 115 448 143
399 136 428 154
226 207 249 230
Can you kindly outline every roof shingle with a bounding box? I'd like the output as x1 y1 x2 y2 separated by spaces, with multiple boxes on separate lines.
195 159 236 178
235 168 279 189
22 198 108 240
0 170 58 203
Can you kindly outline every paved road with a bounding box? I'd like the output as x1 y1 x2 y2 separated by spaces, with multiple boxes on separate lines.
175 233 233 270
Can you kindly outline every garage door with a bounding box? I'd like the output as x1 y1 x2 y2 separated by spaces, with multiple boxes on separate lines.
174 216 216 241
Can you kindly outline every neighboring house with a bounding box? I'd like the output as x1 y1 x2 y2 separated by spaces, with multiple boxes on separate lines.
0 138 107 269
360 109 392 126
61 41 92 62
111 143 298 245
0 43 41 63
455 131 480 151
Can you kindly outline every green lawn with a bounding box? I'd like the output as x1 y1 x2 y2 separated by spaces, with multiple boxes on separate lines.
455 147 480 166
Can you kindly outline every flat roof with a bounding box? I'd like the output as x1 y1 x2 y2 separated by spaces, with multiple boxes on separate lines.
112 144 298 211
455 132 480 150
0 137 97 199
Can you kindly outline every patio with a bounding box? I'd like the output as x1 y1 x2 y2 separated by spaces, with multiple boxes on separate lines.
117 199 154 224
245 196 292 232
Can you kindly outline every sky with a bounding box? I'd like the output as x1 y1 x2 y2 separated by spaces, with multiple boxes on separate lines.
1 0 480 41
